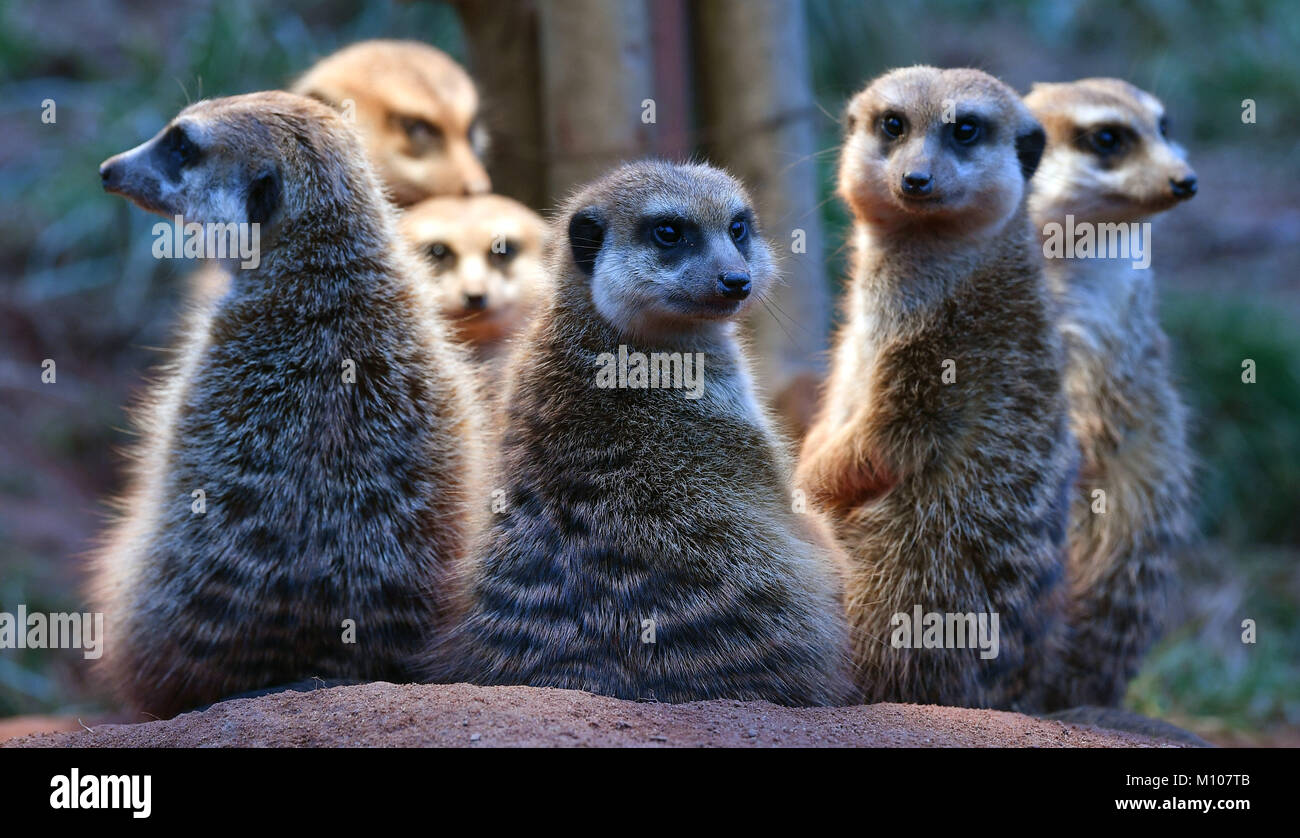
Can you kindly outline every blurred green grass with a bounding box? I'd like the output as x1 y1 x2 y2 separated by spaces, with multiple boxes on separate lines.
1123 292 1300 736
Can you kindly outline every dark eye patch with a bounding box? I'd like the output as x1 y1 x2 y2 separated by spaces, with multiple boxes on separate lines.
639 215 698 257
951 116 981 145
1075 123 1133 160
425 241 457 272
879 111 906 140
398 115 445 155
156 124 200 182
489 239 519 267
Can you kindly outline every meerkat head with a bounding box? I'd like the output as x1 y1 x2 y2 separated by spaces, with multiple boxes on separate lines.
560 161 774 344
292 39 490 205
1025 78 1197 224
99 91 382 255
839 66 1045 238
401 194 548 345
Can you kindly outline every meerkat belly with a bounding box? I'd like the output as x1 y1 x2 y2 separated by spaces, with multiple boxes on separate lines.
465 398 844 703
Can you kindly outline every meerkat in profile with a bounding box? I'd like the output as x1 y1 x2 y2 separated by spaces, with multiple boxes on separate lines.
292 39 491 205
428 161 854 706
400 194 548 369
797 67 1076 711
94 91 485 718
190 40 493 312
1025 78 1197 707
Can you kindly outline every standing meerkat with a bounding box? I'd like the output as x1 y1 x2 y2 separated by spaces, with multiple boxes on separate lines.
95 91 485 718
399 194 549 369
1025 78 1197 706
429 161 855 706
797 67 1075 711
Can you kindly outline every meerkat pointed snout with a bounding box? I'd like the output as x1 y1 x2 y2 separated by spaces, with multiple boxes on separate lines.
1026 78 1197 224
429 160 854 706
92 91 486 719
99 111 282 233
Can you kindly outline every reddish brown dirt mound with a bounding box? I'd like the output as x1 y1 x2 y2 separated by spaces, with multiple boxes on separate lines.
3 682 1191 747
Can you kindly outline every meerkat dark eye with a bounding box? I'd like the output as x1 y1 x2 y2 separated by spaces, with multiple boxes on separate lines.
653 222 683 247
400 116 444 154
1158 115 1170 138
729 218 749 243
425 242 457 272
162 125 199 169
1085 126 1123 156
488 240 519 267
880 113 905 140
952 117 981 145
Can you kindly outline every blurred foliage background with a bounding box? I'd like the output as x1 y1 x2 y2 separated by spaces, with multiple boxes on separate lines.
0 0 1296 743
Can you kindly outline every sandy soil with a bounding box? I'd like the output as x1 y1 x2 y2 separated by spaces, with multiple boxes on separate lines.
2 682 1192 748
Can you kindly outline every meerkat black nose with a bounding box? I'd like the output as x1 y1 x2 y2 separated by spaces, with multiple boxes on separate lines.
464 293 487 310
99 160 119 191
1170 175 1198 199
901 172 933 196
718 271 752 300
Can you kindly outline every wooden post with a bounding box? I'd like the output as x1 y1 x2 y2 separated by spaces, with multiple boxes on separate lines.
693 0 831 441
448 0 548 209
536 0 655 199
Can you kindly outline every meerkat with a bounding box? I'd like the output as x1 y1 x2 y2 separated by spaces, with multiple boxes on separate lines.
94 91 485 719
427 161 855 706
796 67 1076 711
1025 78 1197 707
292 39 491 205
399 194 548 369
187 40 494 315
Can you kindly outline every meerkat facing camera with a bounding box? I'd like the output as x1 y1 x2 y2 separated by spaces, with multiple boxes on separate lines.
797 67 1076 711
428 161 855 707
1025 78 1198 707
400 194 548 368
95 91 486 718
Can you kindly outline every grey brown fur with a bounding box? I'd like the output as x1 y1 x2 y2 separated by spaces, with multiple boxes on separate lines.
797 68 1077 711
94 91 485 718
1026 78 1197 705
428 161 854 706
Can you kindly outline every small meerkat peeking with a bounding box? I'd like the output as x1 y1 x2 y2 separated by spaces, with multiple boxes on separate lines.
428 160 855 707
292 39 491 204
1025 78 1198 707
797 67 1076 711
400 194 549 369
94 91 486 719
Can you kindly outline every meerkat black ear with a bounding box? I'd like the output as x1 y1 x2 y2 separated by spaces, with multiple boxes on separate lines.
1015 124 1047 181
568 207 604 276
246 170 281 226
